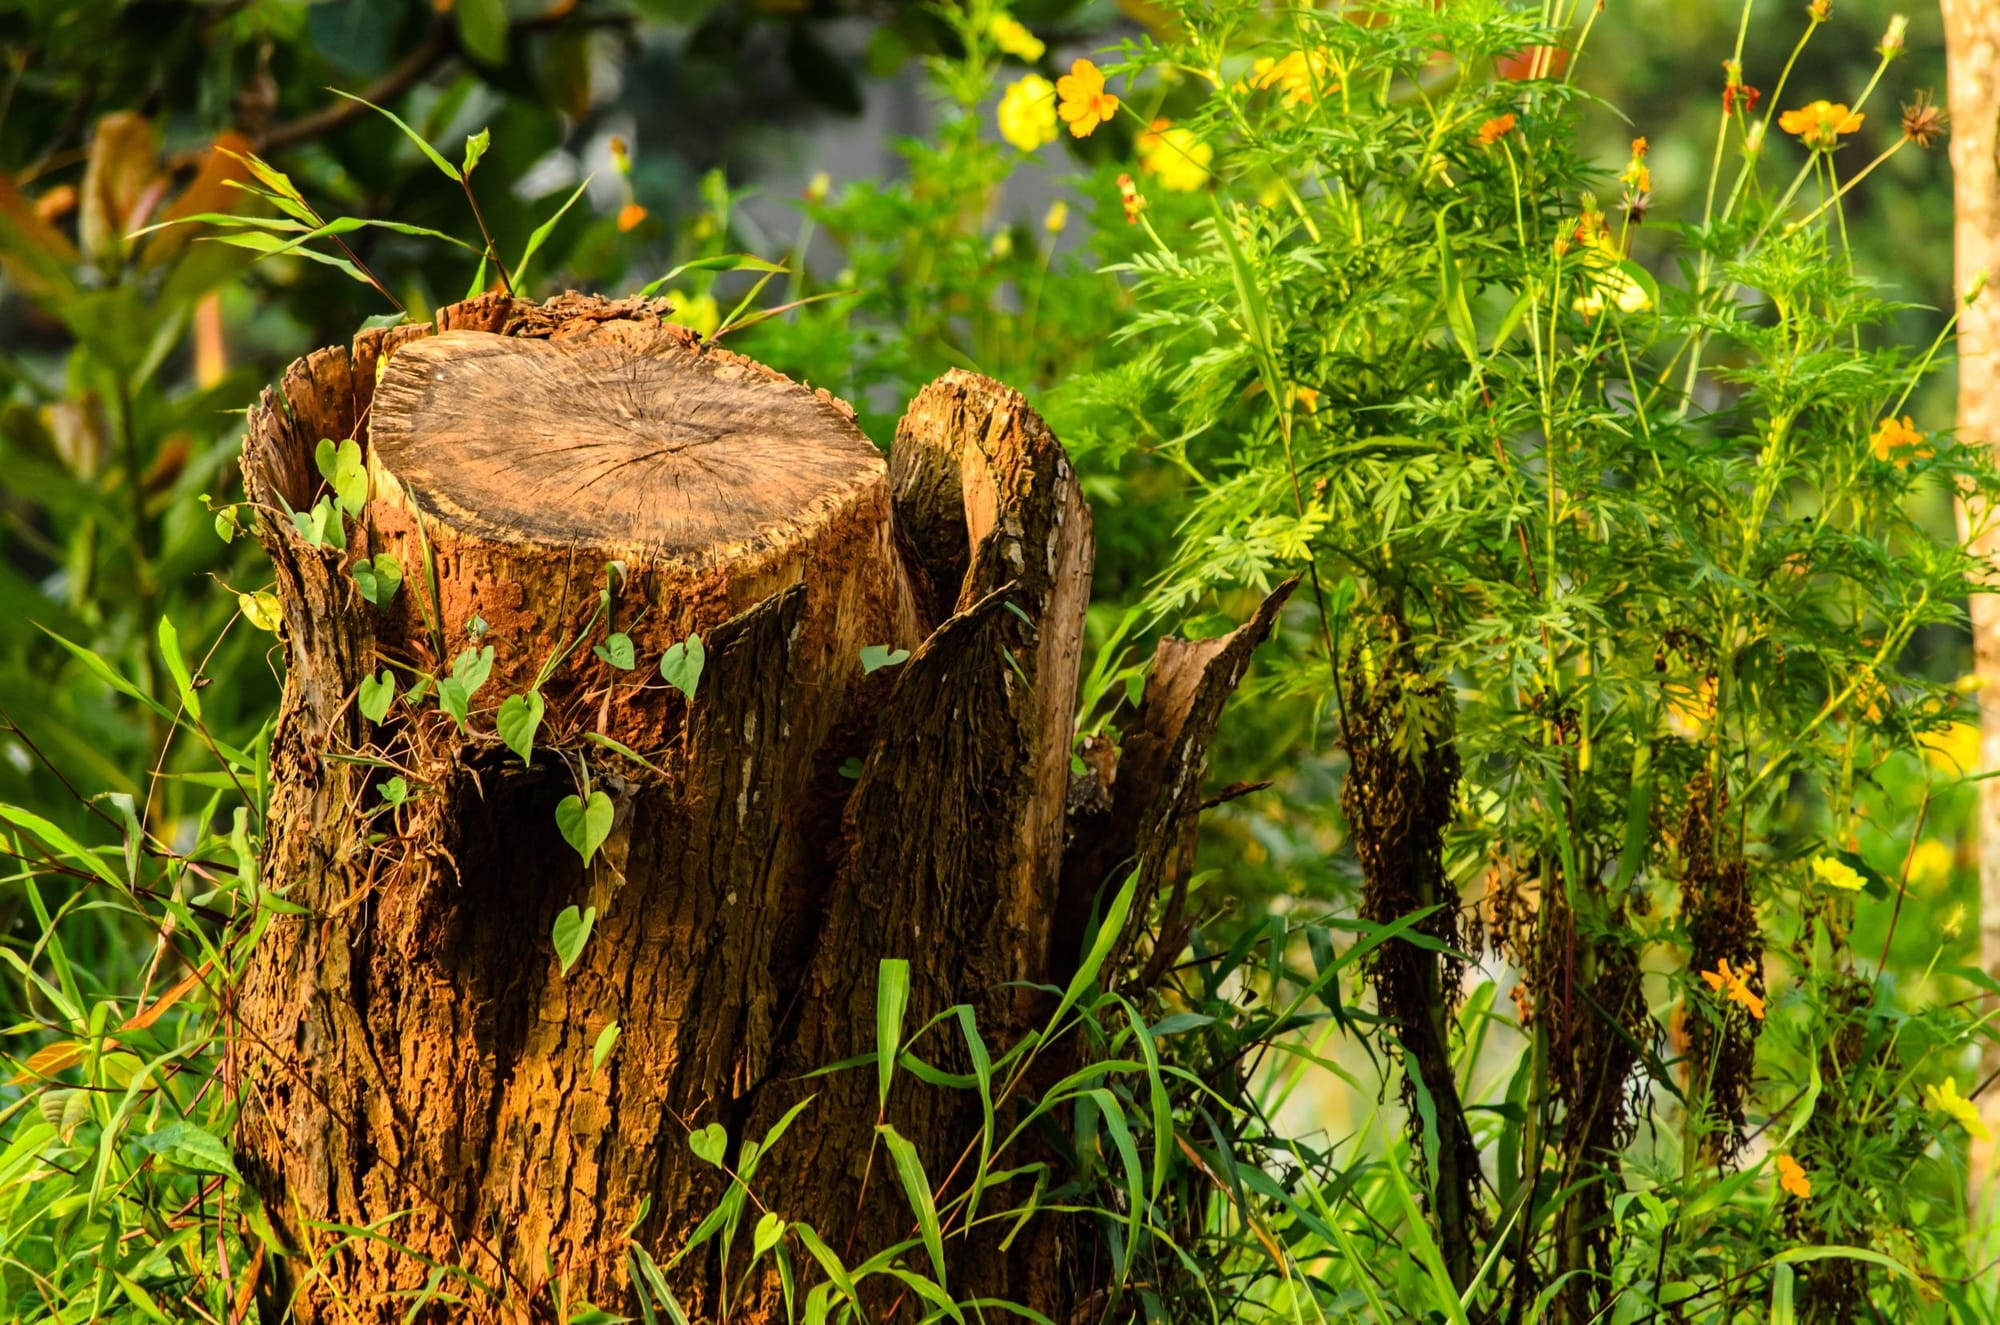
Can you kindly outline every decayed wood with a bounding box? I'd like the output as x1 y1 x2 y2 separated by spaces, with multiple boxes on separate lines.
235 294 1276 1322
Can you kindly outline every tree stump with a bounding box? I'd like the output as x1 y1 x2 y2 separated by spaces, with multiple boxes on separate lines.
235 292 1282 1322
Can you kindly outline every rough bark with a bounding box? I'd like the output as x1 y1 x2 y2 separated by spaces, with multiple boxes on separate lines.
234 293 1276 1322
1943 0 2000 1186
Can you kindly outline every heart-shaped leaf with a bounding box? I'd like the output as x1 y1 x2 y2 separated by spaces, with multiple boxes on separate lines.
315 437 368 515
379 776 409 807
353 553 403 607
304 497 346 551
438 677 470 728
594 632 636 670
859 644 911 675
660 633 705 699
358 669 396 723
753 1211 785 1259
497 690 545 765
689 1122 728 1167
552 903 596 975
592 1021 621 1072
556 790 613 867
453 644 495 696
239 591 282 633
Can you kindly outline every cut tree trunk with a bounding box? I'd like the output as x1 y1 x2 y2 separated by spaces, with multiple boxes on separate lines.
234 292 1280 1322
1943 0 2000 1190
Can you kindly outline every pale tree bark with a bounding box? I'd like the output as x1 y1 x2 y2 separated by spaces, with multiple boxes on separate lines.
1943 0 2000 1188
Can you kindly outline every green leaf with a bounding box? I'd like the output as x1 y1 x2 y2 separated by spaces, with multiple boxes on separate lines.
859 645 911 674
876 1124 946 1287
557 790 613 867
752 1211 785 1260
660 633 706 699
517 178 591 293
1436 211 1480 366
1043 867 1138 1038
239 591 282 633
876 958 910 1114
332 89 461 181
156 616 201 721
594 633 636 670
207 229 373 286
637 254 789 300
453 644 495 692
379 776 409 807
289 492 341 550
592 1021 621 1072
132 1122 239 1179
352 553 402 607
315 436 367 514
689 1123 728 1167
1833 848 1894 901
497 690 546 765
463 128 492 176
438 677 471 728
358 669 396 723
455 0 509 65
552 904 596 975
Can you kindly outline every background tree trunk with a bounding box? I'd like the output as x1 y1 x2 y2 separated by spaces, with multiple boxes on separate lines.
1943 0 2000 1188
234 292 1274 1322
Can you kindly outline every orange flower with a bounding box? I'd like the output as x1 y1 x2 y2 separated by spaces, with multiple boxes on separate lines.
1057 58 1119 138
1497 46 1569 80
1778 100 1864 150
1477 113 1517 146
1775 1153 1812 1199
1116 172 1145 225
616 203 648 232
1870 415 1926 466
1699 957 1765 1020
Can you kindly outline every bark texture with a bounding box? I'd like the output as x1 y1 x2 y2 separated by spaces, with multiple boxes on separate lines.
234 293 1277 1322
1943 0 2000 1180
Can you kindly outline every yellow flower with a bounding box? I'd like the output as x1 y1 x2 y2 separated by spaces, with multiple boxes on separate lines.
1699 957 1766 1021
1870 415 1926 466
1476 113 1518 146
1778 100 1864 150
1775 1153 1812 1199
1136 119 1213 192
1570 236 1651 320
1921 721 1980 774
998 74 1058 152
1057 59 1119 138
804 171 831 204
666 290 720 339
1909 838 1954 890
1810 855 1867 892
1924 1076 1992 1142
1043 200 1069 234
1251 48 1334 106
988 14 1045 62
